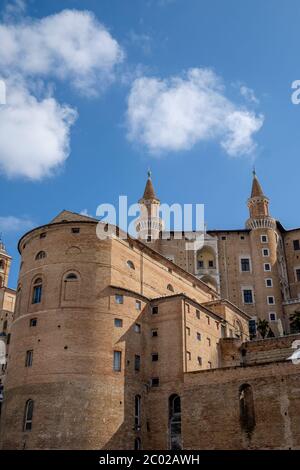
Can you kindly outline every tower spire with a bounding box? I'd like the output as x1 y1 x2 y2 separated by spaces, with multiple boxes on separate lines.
135 171 163 241
250 169 265 198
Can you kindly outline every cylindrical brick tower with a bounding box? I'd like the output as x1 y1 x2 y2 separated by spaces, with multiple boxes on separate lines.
0 213 146 449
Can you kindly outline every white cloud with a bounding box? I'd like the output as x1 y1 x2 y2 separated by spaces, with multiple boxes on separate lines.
126 68 264 157
0 78 77 179
0 215 33 232
2 0 27 21
240 85 259 104
0 9 124 95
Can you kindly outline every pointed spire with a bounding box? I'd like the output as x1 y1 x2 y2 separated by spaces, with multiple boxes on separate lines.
250 169 265 198
142 169 158 200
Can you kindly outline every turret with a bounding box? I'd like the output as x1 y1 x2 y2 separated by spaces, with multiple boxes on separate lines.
135 171 163 242
0 239 11 288
246 170 276 230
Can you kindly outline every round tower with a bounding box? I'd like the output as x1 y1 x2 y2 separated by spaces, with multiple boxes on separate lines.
246 171 285 335
135 171 163 242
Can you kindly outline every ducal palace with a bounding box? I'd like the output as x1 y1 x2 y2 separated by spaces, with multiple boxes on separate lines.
0 172 300 450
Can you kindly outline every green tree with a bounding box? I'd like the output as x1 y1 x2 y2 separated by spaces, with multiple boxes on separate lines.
257 319 269 339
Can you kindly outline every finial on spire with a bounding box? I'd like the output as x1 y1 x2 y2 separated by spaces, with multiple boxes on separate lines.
147 168 152 179
252 166 256 177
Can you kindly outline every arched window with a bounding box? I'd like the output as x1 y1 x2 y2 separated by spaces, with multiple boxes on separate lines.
32 278 42 304
167 284 174 292
63 272 80 301
23 399 34 431
134 395 141 429
0 259 4 270
127 260 135 270
35 251 46 261
239 384 256 435
169 394 182 450
134 437 141 450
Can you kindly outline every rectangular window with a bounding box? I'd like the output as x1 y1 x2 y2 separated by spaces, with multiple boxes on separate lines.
264 263 271 272
71 228 80 234
152 306 158 315
208 361 212 369
32 285 42 304
197 356 202 366
215 322 219 330
151 329 158 337
29 318 37 327
206 316 210 325
134 354 140 371
115 294 123 304
114 318 123 328
293 240 300 251
187 351 191 361
186 304 190 313
265 278 273 287
241 258 251 272
196 332 201 341
295 269 300 282
208 260 214 268
207 337 211 347
113 351 122 371
134 395 141 429
40 232 46 239
151 377 159 387
267 296 275 305
151 353 159 362
25 350 33 367
196 309 200 319
261 235 268 243
243 289 253 304
6 333 11 345
135 300 142 311
262 248 269 257
186 326 190 336
134 323 141 333
269 312 277 322
197 260 204 269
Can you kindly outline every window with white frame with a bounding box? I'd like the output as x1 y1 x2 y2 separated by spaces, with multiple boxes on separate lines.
264 263 271 272
261 235 268 243
269 312 277 322
113 351 122 371
295 268 300 282
262 248 269 257
265 278 273 287
267 296 275 305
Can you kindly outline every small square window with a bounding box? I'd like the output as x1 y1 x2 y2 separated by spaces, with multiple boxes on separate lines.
114 318 123 328
115 294 124 304
261 235 268 243
265 278 273 287
269 312 277 322
134 323 141 333
262 248 269 257
151 329 158 337
197 260 204 269
151 377 159 387
135 300 141 311
240 236 245 240
208 260 214 268
196 309 200 319
196 332 201 341
267 296 275 305
39 232 46 239
71 228 80 234
29 318 37 327
264 263 271 272
221 236 226 240
152 306 158 315
151 353 159 362
293 240 300 251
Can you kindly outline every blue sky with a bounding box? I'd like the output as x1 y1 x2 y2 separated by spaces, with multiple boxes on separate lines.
1 0 300 288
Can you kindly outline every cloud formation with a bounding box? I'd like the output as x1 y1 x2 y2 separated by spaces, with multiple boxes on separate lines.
126 68 263 157
0 9 124 95
0 79 77 180
0 215 33 232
